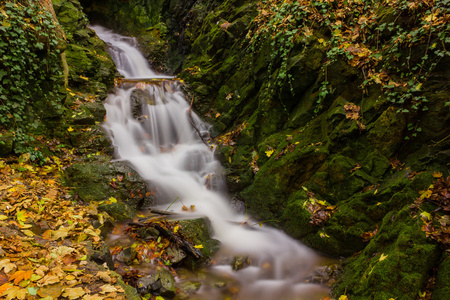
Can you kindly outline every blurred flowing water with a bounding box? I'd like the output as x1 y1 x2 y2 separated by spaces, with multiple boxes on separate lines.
92 25 329 299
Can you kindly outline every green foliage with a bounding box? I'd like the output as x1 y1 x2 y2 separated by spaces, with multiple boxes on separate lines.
247 0 449 118
0 0 63 153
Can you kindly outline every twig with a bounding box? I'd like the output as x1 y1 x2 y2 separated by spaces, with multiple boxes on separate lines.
186 95 212 149
165 196 180 212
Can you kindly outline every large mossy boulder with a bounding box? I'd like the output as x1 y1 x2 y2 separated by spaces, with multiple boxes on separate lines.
333 207 441 299
63 156 154 219
54 0 116 97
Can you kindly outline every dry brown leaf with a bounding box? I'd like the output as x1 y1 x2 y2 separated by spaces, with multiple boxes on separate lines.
62 287 86 299
83 295 105 300
96 271 112 283
37 275 59 286
99 284 118 294
37 283 64 298
0 259 17 274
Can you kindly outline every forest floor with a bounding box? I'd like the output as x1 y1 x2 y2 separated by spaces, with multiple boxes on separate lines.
0 148 129 299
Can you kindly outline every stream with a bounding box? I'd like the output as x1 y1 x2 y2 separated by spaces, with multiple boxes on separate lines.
92 25 330 300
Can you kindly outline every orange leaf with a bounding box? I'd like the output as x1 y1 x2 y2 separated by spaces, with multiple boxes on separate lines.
0 283 12 295
9 270 32 285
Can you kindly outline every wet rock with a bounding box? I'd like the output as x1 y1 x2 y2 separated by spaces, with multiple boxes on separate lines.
130 89 156 119
232 255 250 271
86 241 115 270
306 264 339 287
159 268 176 297
137 274 160 294
136 269 176 298
115 246 137 265
172 218 221 268
137 226 160 240
166 247 187 264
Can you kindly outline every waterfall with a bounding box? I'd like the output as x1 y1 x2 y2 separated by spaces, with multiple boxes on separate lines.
92 25 328 299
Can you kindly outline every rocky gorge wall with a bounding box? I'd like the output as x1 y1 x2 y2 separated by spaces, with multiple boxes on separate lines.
76 0 450 298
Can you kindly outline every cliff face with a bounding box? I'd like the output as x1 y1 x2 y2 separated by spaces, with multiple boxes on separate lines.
62 0 450 298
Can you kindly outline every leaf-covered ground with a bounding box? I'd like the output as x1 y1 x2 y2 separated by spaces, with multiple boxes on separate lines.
0 152 128 299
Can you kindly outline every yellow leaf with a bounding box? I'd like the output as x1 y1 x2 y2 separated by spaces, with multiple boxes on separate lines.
2 286 27 300
319 232 330 238
194 245 204 249
0 215 8 220
21 229 35 237
419 189 432 200
108 197 117 203
338 296 348 300
265 149 274 157
0 283 13 295
379 253 388 261
174 225 179 233
420 211 432 221
67 126 74 132
16 210 27 223
79 76 89 81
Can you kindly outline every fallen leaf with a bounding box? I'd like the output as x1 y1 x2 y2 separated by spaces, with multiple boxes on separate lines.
433 171 443 178
99 284 118 294
2 286 27 300
194 245 204 249
0 283 12 295
21 229 35 237
0 259 17 274
62 287 86 299
96 271 111 283
9 270 33 285
265 149 274 157
379 253 388 261
37 283 63 298
51 246 76 257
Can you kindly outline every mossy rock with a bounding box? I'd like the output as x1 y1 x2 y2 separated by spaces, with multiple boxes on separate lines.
333 206 441 299
174 218 221 268
281 190 315 239
63 156 154 209
433 253 450 300
0 131 14 157
367 106 407 157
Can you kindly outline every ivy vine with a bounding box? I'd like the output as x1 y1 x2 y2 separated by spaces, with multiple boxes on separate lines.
0 0 64 153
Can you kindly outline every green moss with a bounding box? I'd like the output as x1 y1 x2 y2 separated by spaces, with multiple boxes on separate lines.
433 253 450 299
334 207 441 299
367 106 407 157
281 190 315 239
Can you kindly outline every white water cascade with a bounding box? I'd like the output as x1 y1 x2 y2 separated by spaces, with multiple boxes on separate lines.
92 25 329 299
